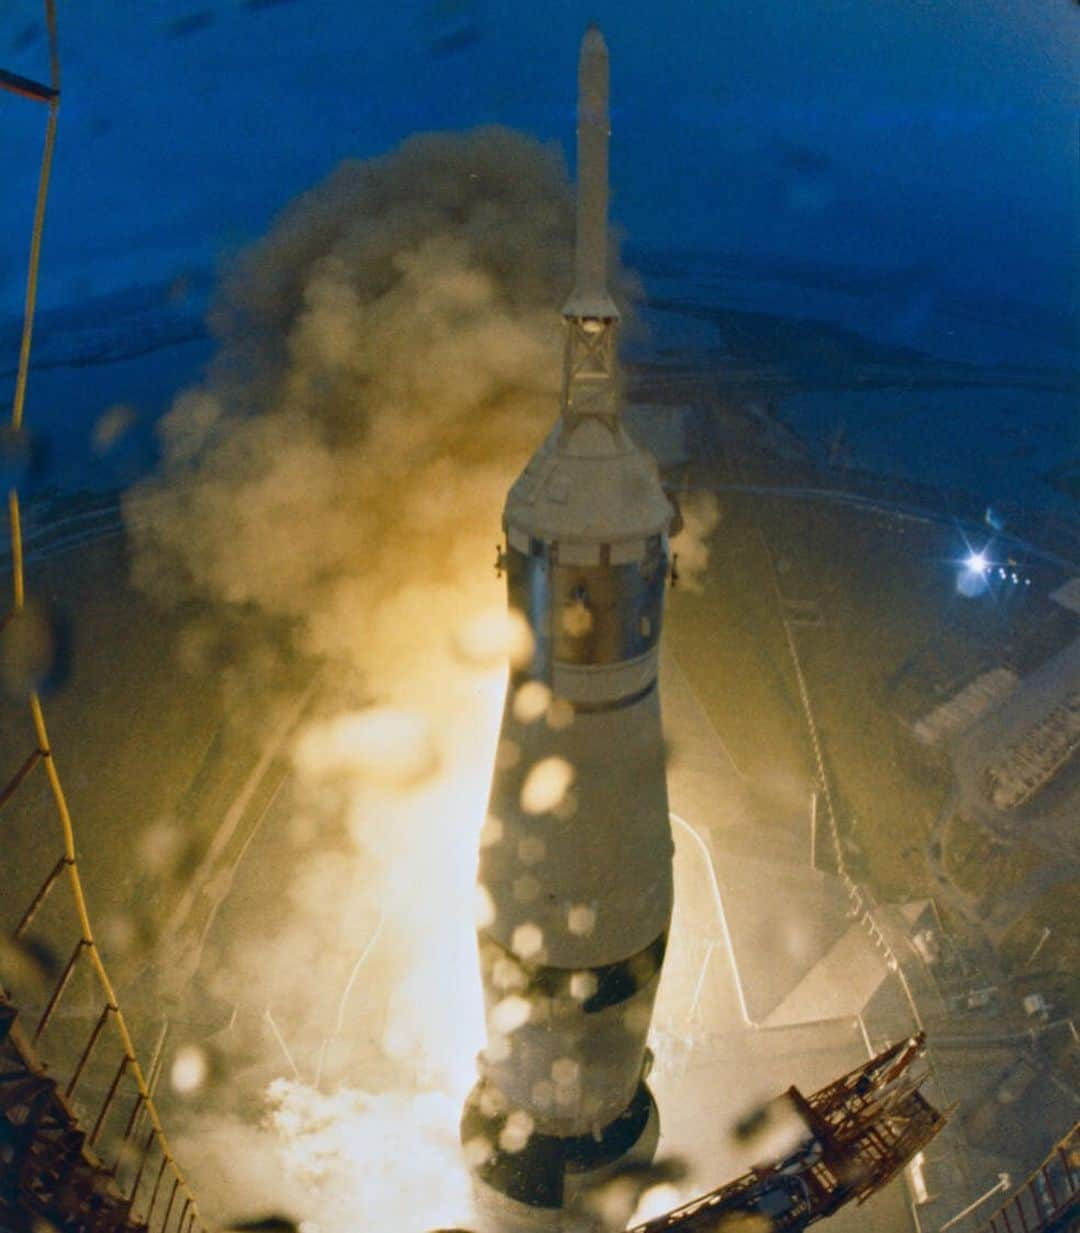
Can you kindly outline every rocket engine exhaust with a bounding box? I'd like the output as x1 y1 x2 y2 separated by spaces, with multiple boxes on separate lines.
461 26 676 1232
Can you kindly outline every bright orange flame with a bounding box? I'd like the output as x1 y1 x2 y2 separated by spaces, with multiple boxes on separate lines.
247 609 511 1231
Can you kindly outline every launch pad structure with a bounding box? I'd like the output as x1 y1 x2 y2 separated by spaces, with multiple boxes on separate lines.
975 1121 1079 1233
628 1034 946 1233
5 12 1028 1233
2 5 205 1232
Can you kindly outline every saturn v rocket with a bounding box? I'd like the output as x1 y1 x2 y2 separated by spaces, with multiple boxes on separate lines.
462 26 676 1231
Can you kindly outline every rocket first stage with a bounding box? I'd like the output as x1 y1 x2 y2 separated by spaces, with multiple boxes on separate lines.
462 26 676 1231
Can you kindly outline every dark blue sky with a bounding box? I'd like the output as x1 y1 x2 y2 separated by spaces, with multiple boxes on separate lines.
2 0 1077 342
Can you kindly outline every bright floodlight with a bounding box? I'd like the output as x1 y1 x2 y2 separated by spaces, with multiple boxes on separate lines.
966 551 988 573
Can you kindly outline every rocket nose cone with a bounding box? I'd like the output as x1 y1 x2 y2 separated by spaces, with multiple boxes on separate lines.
578 24 609 109
581 24 608 59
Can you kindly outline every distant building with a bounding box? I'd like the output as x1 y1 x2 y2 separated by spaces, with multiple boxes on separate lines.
913 668 1018 745
1050 576 1080 616
982 691 1080 810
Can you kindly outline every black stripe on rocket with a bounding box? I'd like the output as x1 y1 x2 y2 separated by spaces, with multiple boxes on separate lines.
462 1080 656 1208
480 931 667 1015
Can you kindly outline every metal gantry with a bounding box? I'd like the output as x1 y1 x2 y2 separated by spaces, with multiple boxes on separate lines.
976 1122 1079 1233
628 1034 948 1232
1 6 207 1229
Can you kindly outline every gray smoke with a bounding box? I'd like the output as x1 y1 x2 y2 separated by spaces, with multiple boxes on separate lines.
122 127 648 1232
126 127 594 686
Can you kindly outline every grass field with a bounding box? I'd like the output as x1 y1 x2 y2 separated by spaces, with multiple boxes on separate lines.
666 494 811 790
943 812 1044 897
999 878 1080 1020
666 401 1075 912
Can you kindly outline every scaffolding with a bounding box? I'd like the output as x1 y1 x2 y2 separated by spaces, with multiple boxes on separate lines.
1 6 206 1229
976 1122 1079 1233
628 1034 948 1232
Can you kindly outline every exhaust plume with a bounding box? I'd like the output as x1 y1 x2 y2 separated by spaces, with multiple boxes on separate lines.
124 127 639 1231
129 127 584 678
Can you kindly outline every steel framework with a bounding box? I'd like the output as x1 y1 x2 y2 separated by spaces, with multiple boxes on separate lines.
1 6 206 1229
628 1033 948 1232
976 1122 1079 1233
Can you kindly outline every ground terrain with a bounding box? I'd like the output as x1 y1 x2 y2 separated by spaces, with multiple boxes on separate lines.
2 287 1078 1229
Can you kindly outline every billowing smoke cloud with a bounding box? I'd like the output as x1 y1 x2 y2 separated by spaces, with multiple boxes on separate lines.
124 128 645 1231
670 490 721 593
128 127 583 682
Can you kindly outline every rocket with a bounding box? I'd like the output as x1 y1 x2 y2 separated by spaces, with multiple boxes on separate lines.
461 26 676 1231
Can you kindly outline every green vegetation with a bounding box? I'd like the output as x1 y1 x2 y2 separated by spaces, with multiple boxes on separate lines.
666 495 811 785
999 878 1080 1015
942 812 1044 897
754 497 959 899
666 468 974 901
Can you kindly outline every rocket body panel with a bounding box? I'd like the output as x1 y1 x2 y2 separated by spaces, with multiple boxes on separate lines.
480 682 673 968
506 543 665 677
464 1083 659 1231
476 964 664 1134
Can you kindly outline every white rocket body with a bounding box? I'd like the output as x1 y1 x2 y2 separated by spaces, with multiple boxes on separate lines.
463 27 675 1230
